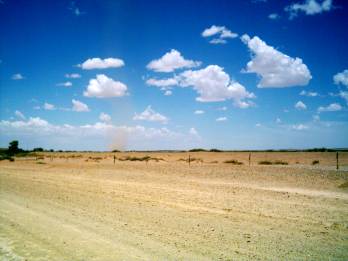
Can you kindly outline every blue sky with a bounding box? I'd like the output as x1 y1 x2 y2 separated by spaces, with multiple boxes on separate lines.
0 0 348 150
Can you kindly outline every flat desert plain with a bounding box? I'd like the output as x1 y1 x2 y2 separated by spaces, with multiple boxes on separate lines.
1 152 348 260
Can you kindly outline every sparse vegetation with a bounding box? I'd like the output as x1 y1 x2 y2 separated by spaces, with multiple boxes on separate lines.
338 181 348 188
258 160 273 165
177 157 203 163
273 160 288 165
312 160 320 165
258 160 288 165
118 156 164 162
224 159 243 165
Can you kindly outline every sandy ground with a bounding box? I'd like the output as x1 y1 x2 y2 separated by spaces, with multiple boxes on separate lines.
1 152 348 260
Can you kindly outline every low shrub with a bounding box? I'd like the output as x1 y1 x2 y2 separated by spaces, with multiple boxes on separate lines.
273 160 288 165
177 157 203 163
224 159 243 165
258 160 273 165
312 160 320 165
0 154 14 161
119 156 163 162
36 161 46 164
258 160 288 165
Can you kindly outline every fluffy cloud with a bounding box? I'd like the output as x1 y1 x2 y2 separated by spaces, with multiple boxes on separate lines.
339 91 348 105
318 103 342 112
268 13 280 19
202 25 238 44
65 73 81 79
57 81 72 87
44 102 55 110
242 35 312 88
11 73 24 80
133 106 168 124
194 110 205 114
0 117 200 150
84 74 128 98
292 124 308 130
300 90 318 97
80 58 125 70
285 0 333 19
179 65 255 107
209 39 227 45
217 106 227 111
72 99 89 112
146 77 178 88
164 90 172 96
295 100 307 110
15 110 25 120
216 117 227 122
189 127 199 137
146 77 178 95
333 69 348 87
146 49 201 72
99 112 111 122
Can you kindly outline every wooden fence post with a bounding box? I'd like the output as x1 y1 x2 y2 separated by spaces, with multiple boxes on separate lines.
336 151 339 170
188 154 191 167
249 152 251 166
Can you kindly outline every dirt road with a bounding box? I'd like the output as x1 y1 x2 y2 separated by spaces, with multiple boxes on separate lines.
1 155 347 260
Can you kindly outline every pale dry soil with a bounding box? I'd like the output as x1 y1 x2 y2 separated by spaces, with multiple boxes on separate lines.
1 153 348 260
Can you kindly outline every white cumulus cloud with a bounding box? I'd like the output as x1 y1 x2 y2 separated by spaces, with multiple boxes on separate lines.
202 25 238 44
146 77 178 87
146 49 201 72
15 110 25 120
339 91 348 105
285 0 333 19
295 101 307 110
57 81 72 87
242 34 312 88
12 73 24 80
194 110 205 115
318 103 342 112
65 73 81 79
333 69 348 87
84 74 128 98
292 124 308 130
99 112 111 122
268 13 280 19
80 57 125 70
300 90 318 97
216 117 227 122
72 99 89 112
0 118 200 151
164 90 172 96
178 65 255 108
133 106 168 124
44 102 55 110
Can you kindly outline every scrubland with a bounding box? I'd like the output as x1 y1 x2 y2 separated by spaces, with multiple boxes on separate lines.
1 152 347 260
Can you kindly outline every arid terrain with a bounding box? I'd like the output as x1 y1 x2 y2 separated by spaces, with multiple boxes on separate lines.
1 152 348 260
